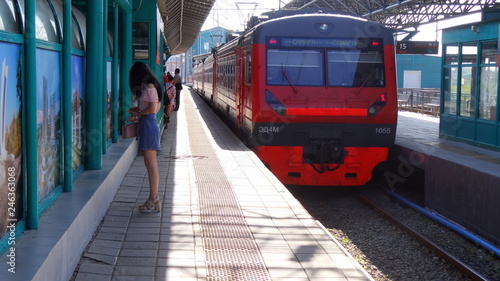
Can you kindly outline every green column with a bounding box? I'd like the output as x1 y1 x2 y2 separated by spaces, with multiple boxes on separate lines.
112 4 119 143
85 0 104 169
102 0 108 154
25 0 38 229
63 0 73 191
120 11 132 126
115 0 132 13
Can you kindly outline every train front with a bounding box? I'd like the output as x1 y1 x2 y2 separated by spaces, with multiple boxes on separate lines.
250 14 397 186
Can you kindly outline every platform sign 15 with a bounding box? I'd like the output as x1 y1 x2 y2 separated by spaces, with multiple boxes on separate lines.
396 41 439 54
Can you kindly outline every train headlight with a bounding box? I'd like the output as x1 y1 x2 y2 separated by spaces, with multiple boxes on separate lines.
367 93 387 116
368 106 377 115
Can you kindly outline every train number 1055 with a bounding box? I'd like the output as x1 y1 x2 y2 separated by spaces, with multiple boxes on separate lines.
375 127 391 134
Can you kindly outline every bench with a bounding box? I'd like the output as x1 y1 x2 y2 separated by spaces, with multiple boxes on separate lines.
397 89 413 110
422 103 440 116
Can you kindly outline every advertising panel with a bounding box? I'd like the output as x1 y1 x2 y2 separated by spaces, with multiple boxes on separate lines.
0 42 23 236
72 55 84 170
36 49 61 203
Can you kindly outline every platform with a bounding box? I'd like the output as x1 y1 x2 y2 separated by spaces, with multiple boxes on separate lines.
66 88 373 281
391 111 500 246
6 89 498 281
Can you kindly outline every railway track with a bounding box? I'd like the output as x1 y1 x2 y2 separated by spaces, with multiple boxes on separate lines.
357 193 488 281
287 185 500 281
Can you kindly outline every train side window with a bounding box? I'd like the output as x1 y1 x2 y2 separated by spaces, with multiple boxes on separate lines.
35 0 60 42
0 0 21 33
246 52 252 84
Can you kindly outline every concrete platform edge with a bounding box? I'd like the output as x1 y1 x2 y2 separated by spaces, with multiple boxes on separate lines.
314 219 376 281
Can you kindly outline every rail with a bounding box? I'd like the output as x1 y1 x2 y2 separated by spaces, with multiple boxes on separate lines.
357 194 489 281
397 88 440 116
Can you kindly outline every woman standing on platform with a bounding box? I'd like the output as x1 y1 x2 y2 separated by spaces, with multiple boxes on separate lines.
129 62 162 212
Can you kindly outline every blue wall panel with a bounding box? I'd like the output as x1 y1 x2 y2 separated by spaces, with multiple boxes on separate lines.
396 54 441 88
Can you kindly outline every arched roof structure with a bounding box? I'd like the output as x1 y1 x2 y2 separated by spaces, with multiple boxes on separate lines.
283 0 498 29
158 0 216 55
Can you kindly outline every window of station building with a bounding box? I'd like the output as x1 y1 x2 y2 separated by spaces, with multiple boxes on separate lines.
50 0 84 50
132 22 149 60
71 14 83 50
72 7 86 49
459 43 478 118
481 41 497 64
443 45 459 115
444 45 459 65
0 0 21 33
459 66 476 117
479 41 498 121
461 43 478 65
107 32 113 57
35 0 60 42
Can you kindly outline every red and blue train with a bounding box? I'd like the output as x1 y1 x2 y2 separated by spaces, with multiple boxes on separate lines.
193 11 397 186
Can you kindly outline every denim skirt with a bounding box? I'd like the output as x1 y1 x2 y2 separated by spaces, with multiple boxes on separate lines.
138 113 160 151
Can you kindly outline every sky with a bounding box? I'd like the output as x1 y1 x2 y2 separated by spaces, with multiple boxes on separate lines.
202 0 293 32
403 12 482 42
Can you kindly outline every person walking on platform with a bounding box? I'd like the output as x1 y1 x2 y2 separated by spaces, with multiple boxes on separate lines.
164 74 176 128
128 62 162 212
173 68 182 111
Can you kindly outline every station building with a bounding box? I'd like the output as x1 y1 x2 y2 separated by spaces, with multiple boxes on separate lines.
440 15 500 150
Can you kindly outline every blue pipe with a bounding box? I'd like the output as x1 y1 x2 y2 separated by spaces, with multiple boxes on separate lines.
379 186 500 258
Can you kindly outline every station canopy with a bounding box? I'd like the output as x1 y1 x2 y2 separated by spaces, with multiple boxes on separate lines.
158 0 216 55
283 0 498 30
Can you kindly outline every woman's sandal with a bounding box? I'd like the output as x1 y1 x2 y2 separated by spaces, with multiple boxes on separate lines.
139 197 161 213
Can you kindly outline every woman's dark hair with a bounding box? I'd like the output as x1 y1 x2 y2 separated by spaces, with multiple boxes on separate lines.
129 62 162 101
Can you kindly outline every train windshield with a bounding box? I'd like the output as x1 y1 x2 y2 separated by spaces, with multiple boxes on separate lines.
327 50 384 87
266 38 385 87
267 49 324 86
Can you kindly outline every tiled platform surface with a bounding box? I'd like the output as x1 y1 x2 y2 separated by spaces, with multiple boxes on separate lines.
70 89 373 281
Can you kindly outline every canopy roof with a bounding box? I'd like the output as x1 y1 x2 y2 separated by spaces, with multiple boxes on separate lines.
283 0 498 29
158 0 216 55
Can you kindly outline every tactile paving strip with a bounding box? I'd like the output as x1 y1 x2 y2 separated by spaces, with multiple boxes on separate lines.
185 98 271 281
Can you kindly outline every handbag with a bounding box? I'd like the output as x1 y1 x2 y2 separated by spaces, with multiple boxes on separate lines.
122 116 138 139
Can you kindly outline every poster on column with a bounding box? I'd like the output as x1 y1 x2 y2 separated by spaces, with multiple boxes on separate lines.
36 49 61 203
0 42 23 237
71 55 84 171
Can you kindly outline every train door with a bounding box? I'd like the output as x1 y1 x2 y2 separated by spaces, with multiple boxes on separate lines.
237 47 252 131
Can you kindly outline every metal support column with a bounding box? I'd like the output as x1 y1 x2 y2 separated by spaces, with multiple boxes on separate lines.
112 4 119 143
62 0 73 191
85 0 104 169
120 11 132 126
25 0 38 229
102 0 109 154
